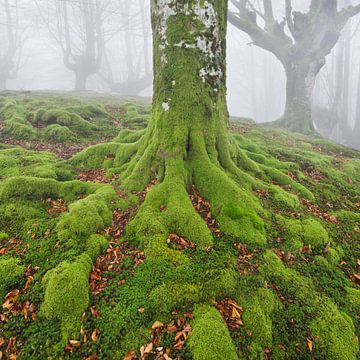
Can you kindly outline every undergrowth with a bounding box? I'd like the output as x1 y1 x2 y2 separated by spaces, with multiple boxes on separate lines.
0 94 359 360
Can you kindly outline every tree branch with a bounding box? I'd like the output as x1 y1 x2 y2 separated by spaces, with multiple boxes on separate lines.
285 0 295 37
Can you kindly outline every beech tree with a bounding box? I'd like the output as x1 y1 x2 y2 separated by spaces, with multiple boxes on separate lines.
107 0 267 257
0 0 24 90
36 0 110 91
229 0 360 133
102 0 152 95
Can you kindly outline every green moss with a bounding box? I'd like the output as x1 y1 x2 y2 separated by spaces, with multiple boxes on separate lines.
263 166 314 200
85 234 108 260
0 176 98 202
0 257 25 298
281 217 328 251
0 232 9 241
68 142 121 169
34 108 96 136
4 118 36 140
57 186 116 245
268 186 300 211
43 124 76 143
346 287 360 312
310 299 358 360
0 148 59 179
242 288 281 358
259 251 358 359
114 129 146 144
149 283 200 315
189 305 239 360
41 253 92 343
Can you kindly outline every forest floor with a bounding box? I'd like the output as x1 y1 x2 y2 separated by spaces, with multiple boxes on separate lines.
0 92 359 360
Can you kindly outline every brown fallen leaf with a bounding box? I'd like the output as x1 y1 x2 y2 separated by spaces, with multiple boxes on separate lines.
151 320 164 330
69 340 81 347
307 338 313 352
140 342 153 357
123 350 136 360
91 329 98 343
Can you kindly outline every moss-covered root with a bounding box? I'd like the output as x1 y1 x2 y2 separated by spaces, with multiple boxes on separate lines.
242 288 282 359
190 138 267 246
0 257 25 298
41 235 108 343
189 305 239 360
126 158 213 253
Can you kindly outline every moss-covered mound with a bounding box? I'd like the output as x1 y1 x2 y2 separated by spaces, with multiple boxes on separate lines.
0 94 359 360
0 92 151 144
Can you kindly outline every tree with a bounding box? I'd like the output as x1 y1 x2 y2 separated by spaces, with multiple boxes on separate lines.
36 0 109 91
101 0 152 96
0 0 24 90
351 61 360 148
229 0 360 133
110 0 266 254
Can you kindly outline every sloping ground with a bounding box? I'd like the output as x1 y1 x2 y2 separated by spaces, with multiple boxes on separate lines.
0 94 359 360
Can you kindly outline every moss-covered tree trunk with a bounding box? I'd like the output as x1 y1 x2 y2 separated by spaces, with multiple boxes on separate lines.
114 0 264 248
149 0 229 167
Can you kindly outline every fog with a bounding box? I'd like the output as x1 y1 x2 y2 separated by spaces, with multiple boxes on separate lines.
1 0 360 146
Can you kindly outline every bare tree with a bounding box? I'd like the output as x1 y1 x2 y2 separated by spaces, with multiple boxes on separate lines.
229 0 360 133
0 0 25 90
36 0 111 91
101 0 152 96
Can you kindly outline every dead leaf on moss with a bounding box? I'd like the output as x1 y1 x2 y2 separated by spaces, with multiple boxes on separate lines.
216 298 243 331
307 338 313 352
151 320 164 330
123 350 136 360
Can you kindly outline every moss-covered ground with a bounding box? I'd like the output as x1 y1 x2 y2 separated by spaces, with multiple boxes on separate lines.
0 93 359 360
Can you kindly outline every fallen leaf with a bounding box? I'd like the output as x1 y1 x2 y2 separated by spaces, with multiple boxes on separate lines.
307 338 313 352
69 340 81 347
91 329 98 343
151 320 164 330
123 350 136 360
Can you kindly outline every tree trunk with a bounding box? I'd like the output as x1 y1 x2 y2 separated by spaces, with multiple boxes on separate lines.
283 62 316 133
150 1 229 152
74 69 88 91
0 77 6 91
352 64 360 148
116 0 264 247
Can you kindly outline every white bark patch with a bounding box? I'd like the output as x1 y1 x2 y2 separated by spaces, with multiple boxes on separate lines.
154 0 224 85
162 102 170 112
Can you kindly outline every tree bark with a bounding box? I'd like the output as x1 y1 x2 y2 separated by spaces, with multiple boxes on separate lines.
74 69 88 91
0 77 7 92
149 0 229 160
282 60 319 133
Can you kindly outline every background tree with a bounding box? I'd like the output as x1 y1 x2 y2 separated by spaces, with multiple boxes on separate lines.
101 0 152 96
229 0 360 133
36 0 110 91
0 0 25 90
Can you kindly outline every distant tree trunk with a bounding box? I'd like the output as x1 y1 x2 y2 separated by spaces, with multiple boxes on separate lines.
74 68 88 91
282 59 322 133
40 0 105 92
0 77 7 92
353 64 360 147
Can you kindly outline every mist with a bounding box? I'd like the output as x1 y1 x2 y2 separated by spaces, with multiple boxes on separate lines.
1 0 360 147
